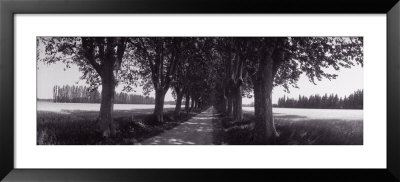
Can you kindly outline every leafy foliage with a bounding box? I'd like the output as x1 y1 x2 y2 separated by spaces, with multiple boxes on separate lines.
275 37 363 91
38 37 128 90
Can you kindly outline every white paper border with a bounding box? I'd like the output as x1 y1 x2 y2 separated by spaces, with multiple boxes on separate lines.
15 14 386 168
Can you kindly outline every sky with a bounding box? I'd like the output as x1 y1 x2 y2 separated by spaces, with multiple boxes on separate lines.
37 61 363 105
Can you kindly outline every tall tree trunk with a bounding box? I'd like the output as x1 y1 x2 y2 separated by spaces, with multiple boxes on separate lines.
231 52 243 122
232 84 243 122
185 94 190 112
227 93 233 116
99 65 116 137
174 92 183 116
253 56 278 144
154 88 166 122
218 83 227 113
190 96 195 111
221 94 227 113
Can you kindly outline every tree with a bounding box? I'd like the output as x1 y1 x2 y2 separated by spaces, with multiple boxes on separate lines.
38 37 128 137
229 39 246 122
213 37 246 121
241 37 363 143
126 37 182 122
169 37 216 114
170 38 196 116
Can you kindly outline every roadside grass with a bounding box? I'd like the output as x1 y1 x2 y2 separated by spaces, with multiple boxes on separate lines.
219 111 363 145
37 108 199 145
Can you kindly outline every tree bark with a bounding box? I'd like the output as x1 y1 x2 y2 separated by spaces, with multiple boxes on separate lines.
253 56 278 144
190 96 195 111
174 92 183 116
193 100 197 110
185 94 190 112
232 83 243 122
227 94 233 116
217 82 228 113
232 50 243 122
81 37 127 138
154 88 166 122
198 100 202 109
224 44 233 116
99 63 116 137
195 99 199 109
221 93 227 113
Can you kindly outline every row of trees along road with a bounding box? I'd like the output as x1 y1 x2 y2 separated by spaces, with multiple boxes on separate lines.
52 85 156 104
277 89 363 109
38 37 363 143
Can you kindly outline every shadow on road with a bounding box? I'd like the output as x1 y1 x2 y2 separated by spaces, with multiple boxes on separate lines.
139 107 221 145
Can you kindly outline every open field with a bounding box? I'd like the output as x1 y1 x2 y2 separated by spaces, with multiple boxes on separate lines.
37 107 198 145
219 109 363 145
38 102 362 121
243 107 363 121
37 101 175 113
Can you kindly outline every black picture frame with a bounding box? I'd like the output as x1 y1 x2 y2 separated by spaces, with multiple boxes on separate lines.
1 0 399 181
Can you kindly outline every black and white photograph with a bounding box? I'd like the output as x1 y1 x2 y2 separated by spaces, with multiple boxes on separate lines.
36 37 363 145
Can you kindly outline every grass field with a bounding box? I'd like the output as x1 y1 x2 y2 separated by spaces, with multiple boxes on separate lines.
218 111 363 145
37 108 198 145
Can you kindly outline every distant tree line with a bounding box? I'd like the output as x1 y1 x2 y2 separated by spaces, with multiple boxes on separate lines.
52 85 156 104
277 90 363 109
242 103 254 107
37 98 53 102
164 101 177 105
